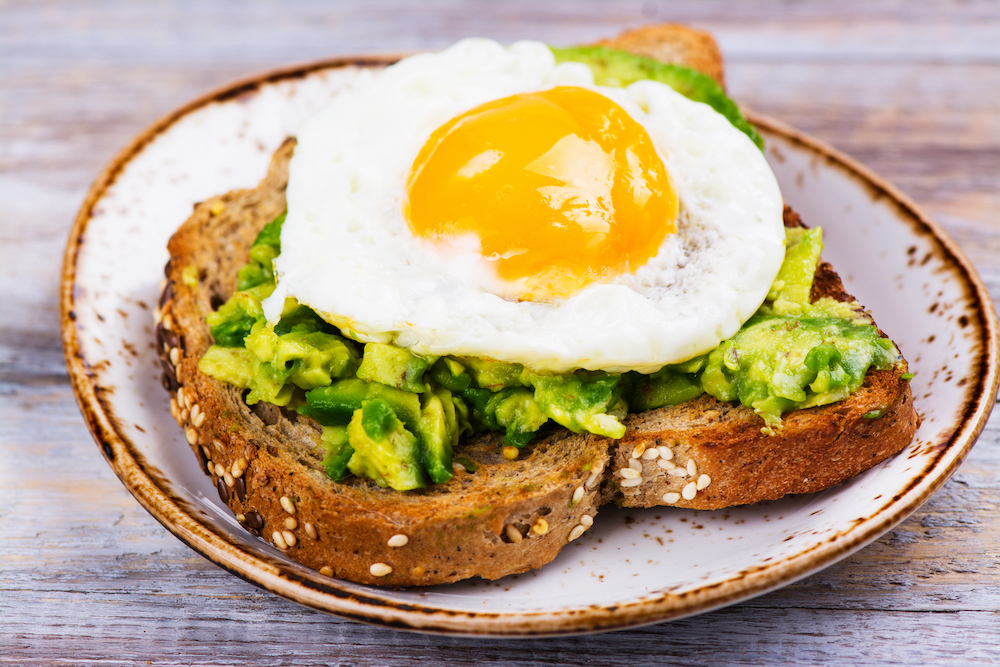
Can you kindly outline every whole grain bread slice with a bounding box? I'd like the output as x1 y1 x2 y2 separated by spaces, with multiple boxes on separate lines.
600 208 917 510
159 140 609 586
155 24 916 586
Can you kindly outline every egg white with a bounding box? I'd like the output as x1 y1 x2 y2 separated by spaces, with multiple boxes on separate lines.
262 39 785 374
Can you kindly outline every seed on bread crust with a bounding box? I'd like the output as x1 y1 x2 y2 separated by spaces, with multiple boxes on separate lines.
370 563 393 577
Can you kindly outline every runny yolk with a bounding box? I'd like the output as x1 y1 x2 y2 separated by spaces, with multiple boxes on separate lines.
405 86 678 301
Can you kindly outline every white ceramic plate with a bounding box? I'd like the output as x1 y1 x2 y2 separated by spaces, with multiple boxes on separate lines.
62 57 999 636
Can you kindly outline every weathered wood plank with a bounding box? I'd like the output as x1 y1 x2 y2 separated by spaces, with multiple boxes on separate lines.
2 0 998 663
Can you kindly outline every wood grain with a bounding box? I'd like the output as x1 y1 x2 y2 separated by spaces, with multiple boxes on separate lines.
2 1 998 664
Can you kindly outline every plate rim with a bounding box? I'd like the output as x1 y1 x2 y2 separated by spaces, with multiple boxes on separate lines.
60 55 1000 636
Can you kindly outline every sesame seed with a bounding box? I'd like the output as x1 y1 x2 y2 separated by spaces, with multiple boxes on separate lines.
502 446 519 460
387 534 409 548
180 409 189 423
223 472 234 488
628 458 643 472
505 525 523 544
532 518 549 535
280 496 296 514
687 459 698 477
585 467 602 489
370 563 393 577
175 363 182 382
193 411 206 428
682 481 697 500
572 486 584 504
161 314 174 331
657 458 676 470
642 448 660 460
205 460 214 476
668 467 688 478
169 347 180 367
697 474 712 490
569 525 587 542
201 445 210 460
272 531 288 550
212 439 224 453
662 492 681 504
657 446 673 460
282 530 297 547
304 522 318 539
621 477 642 488
231 457 248 478
170 398 179 421
185 428 198 445
631 443 646 459
284 517 297 530
176 388 186 410
453 461 467 474
579 515 593 528
620 468 640 480
319 566 333 577
189 403 199 421
214 463 225 477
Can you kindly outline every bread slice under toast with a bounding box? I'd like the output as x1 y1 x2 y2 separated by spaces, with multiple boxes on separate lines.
155 25 916 586
598 23 727 89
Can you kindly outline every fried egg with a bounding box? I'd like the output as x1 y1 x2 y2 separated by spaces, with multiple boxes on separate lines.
262 39 785 374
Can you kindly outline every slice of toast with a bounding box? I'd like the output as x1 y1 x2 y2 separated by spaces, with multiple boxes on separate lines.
156 25 916 586
600 208 916 510
160 140 610 586
598 24 727 89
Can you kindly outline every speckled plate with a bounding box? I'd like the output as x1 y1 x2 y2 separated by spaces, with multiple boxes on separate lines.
62 56 999 636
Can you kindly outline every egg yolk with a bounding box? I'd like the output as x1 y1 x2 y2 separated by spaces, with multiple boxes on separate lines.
405 86 678 301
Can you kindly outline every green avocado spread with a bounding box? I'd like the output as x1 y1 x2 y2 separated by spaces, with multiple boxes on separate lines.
196 49 902 491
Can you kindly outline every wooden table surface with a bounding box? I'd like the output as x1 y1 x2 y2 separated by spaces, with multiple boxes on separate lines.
2 1 998 664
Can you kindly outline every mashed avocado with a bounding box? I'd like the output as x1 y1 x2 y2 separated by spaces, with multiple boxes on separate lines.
198 213 903 491
550 45 764 150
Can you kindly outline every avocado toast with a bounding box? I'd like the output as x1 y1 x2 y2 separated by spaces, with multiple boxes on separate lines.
155 25 916 586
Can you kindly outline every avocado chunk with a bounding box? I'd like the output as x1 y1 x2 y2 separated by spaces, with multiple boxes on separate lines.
525 371 626 439
427 356 472 391
625 356 707 412
320 425 353 482
767 227 823 312
206 281 273 347
413 389 458 484
237 212 285 290
357 342 437 393
458 386 549 447
700 314 902 428
301 378 422 434
551 45 764 150
462 357 526 391
197 346 258 389
346 399 427 490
